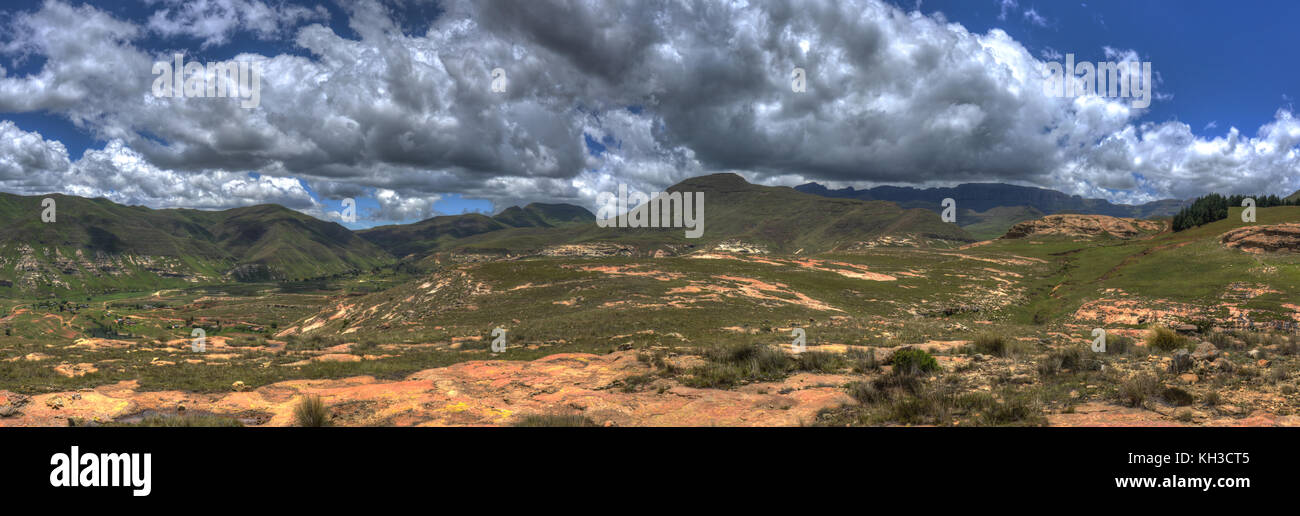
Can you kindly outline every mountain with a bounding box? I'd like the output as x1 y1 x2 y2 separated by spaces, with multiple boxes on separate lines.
1287 189 1300 203
656 173 973 252
359 203 597 258
492 203 595 228
0 193 391 294
795 182 1187 223
362 173 974 258
359 213 511 258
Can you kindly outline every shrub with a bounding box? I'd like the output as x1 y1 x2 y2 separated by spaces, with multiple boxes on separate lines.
1107 334 1136 355
1118 374 1160 407
847 347 880 373
845 381 887 404
1267 365 1290 384
974 389 1046 426
1037 346 1100 376
890 348 940 376
973 334 1011 357
796 351 846 373
1146 326 1188 352
1161 386 1194 406
1203 390 1221 406
684 342 794 388
293 394 331 427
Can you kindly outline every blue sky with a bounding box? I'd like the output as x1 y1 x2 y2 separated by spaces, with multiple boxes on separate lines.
0 0 491 226
1 0 1297 228
909 0 1300 137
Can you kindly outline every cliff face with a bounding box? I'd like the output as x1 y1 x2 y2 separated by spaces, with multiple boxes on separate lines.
1001 214 1166 239
1221 224 1300 253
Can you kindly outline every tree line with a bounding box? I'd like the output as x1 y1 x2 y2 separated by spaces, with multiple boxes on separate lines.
1172 193 1297 231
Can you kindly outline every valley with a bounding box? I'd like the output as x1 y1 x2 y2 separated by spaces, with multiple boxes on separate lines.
2 176 1299 427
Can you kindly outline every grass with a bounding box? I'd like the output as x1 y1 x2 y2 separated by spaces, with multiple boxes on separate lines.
1036 345 1101 376
1146 326 1189 352
681 341 853 388
293 394 331 427
76 413 245 427
512 413 597 427
830 381 1045 427
1118 373 1160 407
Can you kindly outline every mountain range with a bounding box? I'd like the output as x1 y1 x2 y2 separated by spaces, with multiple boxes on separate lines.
0 175 1254 296
794 182 1189 240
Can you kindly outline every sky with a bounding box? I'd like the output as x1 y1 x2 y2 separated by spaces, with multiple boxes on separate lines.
0 0 1297 229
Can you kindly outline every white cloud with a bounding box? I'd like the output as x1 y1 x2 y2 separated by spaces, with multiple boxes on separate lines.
0 0 1295 222
998 0 1018 21
144 0 329 48
1023 8 1048 27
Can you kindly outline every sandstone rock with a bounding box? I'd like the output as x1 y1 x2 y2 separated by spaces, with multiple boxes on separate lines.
1003 214 1165 240
1192 342 1219 360
1178 373 1199 383
1220 224 1300 253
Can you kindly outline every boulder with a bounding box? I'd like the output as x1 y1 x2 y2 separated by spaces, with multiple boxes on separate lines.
1191 342 1219 360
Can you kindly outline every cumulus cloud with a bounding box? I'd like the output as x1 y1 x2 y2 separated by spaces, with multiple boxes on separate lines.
0 0 1295 224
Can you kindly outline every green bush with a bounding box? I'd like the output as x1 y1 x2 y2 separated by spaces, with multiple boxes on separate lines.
890 348 940 376
1145 326 1188 352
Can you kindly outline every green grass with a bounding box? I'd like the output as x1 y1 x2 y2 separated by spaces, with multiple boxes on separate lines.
1146 326 1189 352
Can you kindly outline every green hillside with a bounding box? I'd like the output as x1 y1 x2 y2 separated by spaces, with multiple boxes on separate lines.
362 173 974 258
492 203 595 228
959 205 1046 241
976 205 1300 325
0 193 391 295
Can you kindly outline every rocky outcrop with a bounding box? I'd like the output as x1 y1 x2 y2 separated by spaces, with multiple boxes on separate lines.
0 351 852 427
1002 214 1165 240
1220 224 1300 253
539 243 636 257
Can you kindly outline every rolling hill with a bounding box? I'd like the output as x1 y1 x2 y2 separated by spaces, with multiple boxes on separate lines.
360 173 975 258
795 181 1188 239
0 193 392 294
